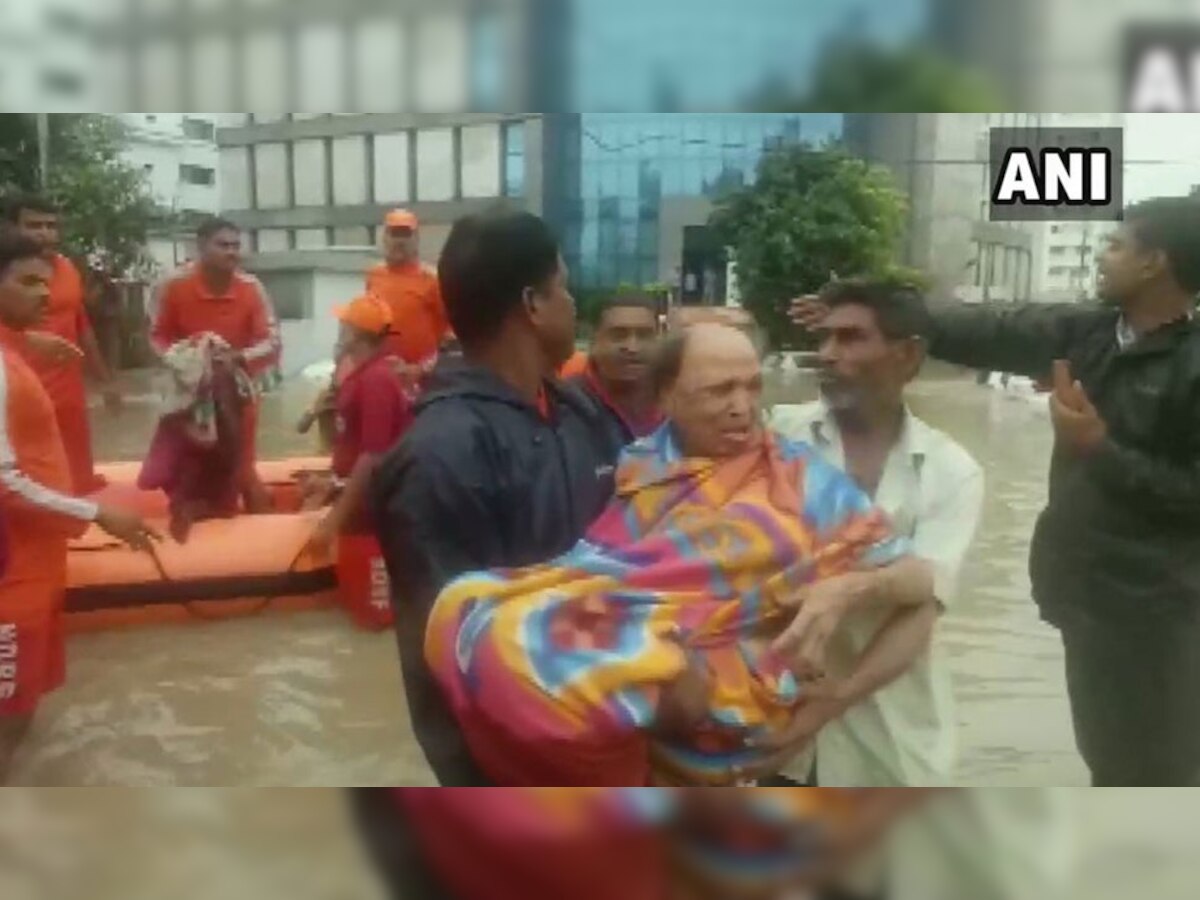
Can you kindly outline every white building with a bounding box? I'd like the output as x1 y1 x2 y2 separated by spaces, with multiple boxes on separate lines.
116 114 221 272
1022 114 1125 303
846 113 1034 306
0 0 99 111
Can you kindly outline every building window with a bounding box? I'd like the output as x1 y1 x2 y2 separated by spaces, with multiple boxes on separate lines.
42 69 84 95
352 17 406 112
502 121 525 197
332 136 370 205
372 132 410 203
45 8 87 36
181 117 215 142
297 21 346 112
292 138 329 207
469 6 505 110
416 128 455 201
253 143 289 209
179 164 216 187
414 12 468 111
461 123 501 198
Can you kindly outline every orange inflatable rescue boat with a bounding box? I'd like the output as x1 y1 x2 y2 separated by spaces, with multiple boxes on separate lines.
66 458 340 632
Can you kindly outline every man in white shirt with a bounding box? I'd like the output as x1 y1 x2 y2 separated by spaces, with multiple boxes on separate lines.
770 278 985 788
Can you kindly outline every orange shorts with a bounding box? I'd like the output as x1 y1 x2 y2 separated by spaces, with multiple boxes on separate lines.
0 602 66 717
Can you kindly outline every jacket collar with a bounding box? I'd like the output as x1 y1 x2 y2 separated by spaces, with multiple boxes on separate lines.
1115 312 1196 358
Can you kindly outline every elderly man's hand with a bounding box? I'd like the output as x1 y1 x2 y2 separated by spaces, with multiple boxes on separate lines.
655 650 712 739
732 681 850 783
772 573 863 679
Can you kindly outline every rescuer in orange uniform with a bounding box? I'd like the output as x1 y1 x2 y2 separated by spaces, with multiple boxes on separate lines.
4 195 121 496
365 209 453 391
0 230 158 782
150 217 281 513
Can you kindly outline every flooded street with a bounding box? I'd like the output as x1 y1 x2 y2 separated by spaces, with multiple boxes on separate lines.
8 363 1085 787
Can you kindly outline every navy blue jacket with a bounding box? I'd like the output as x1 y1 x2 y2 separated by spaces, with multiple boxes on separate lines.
371 359 627 785
929 303 1200 628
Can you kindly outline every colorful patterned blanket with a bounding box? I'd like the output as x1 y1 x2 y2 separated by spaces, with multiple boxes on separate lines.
425 425 907 786
389 787 869 900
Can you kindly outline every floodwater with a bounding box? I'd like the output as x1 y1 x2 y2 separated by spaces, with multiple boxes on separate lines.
4 788 1200 900
7 363 1086 788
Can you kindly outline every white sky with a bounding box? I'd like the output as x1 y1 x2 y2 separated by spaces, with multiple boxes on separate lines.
1122 113 1200 203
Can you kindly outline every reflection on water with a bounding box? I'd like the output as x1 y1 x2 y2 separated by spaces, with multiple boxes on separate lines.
10 363 1085 787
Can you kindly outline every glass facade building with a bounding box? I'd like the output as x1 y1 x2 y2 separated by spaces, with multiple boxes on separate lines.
546 113 845 290
571 0 932 111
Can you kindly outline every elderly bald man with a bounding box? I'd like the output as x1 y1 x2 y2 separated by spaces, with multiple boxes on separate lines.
423 321 939 787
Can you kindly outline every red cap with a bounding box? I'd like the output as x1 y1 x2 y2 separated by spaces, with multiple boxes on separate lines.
334 294 393 335
384 208 419 230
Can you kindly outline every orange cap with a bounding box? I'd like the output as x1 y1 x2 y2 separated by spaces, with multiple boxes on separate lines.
334 294 393 335
384 208 419 230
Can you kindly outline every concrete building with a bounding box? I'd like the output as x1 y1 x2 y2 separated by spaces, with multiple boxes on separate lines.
853 111 1126 306
0 0 99 111
213 112 541 355
92 0 541 112
845 113 1035 304
117 113 221 272
216 113 540 260
1019 114 1125 302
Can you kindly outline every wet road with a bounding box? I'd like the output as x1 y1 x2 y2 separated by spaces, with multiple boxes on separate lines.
4 788 1200 900
8 363 1086 787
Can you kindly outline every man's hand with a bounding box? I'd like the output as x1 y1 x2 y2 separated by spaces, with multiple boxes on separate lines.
305 513 339 559
25 331 84 365
95 506 162 553
732 682 850 783
788 295 830 332
212 345 244 367
391 358 423 388
771 573 864 679
1049 359 1107 456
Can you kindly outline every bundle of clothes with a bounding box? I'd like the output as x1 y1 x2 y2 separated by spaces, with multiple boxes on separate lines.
388 786 897 900
425 425 906 787
138 333 255 543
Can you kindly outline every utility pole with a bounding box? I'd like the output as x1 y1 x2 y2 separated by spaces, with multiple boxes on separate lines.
1077 224 1092 302
35 114 50 190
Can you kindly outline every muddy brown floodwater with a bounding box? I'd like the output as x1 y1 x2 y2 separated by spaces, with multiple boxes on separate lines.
8 363 1086 787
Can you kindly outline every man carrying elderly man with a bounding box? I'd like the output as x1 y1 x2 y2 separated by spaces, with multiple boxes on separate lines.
370 209 942 789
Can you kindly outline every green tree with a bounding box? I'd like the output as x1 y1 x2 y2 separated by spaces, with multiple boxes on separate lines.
751 39 1004 113
710 144 916 349
0 114 165 278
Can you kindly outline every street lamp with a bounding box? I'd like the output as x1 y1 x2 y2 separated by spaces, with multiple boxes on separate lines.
36 114 50 189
